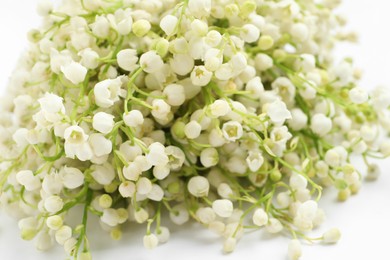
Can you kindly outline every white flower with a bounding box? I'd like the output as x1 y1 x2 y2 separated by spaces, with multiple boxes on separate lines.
38 93 64 114
209 99 231 118
36 0 53 16
163 84 186 106
229 53 248 75
266 218 283 233
255 53 273 71
200 148 219 167
349 87 368 104
61 167 84 189
252 208 268 227
143 234 159 249
188 0 211 18
270 126 292 146
146 142 169 166
160 15 178 36
151 99 171 120
91 163 115 185
46 215 63 230
94 78 122 108
64 126 93 161
288 239 302 260
55 226 72 245
323 228 341 244
90 15 110 38
191 66 212 86
153 165 170 180
136 177 153 195
79 48 99 69
188 176 210 197
16 170 41 191
223 237 237 253
290 174 308 190
117 49 138 72
132 19 151 37
61 61 87 85
118 181 136 198
246 77 264 98
296 200 318 221
222 121 243 141
184 121 202 139
156 226 170 244
101 208 120 227
93 112 115 134
123 110 144 127
191 19 208 36
205 30 222 47
267 99 292 124
215 63 234 80
324 146 348 168
290 23 309 42
44 195 64 213
147 184 164 201
140 51 164 73
170 54 194 76
196 207 216 224
169 204 190 225
246 150 264 172
89 133 112 157
212 199 233 218
241 24 260 43
310 114 332 136
217 183 234 199
288 108 308 131
370 87 390 110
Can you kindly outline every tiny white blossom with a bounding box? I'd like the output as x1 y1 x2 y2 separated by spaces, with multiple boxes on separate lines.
94 78 122 108
191 66 212 87
156 226 170 244
267 99 292 124
117 49 138 72
212 199 233 218
44 195 64 213
16 170 41 191
146 142 169 166
288 239 302 260
310 114 332 136
79 48 100 69
184 121 202 139
123 110 144 128
143 234 159 249
188 176 210 197
196 207 216 224
252 208 268 227
163 84 186 106
241 24 260 43
160 15 178 36
61 167 84 189
61 61 87 85
200 147 219 167
89 133 113 157
93 112 115 134
140 51 164 73
64 126 93 161
188 0 211 18
246 150 264 172
222 121 243 141
323 228 341 244
209 99 231 118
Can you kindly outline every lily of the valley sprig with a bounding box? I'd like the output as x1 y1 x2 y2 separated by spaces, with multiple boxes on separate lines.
0 0 389 259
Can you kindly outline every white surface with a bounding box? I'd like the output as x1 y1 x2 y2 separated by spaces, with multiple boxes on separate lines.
1 1 390 260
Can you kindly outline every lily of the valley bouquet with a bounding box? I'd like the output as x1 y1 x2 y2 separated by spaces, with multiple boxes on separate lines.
0 0 389 259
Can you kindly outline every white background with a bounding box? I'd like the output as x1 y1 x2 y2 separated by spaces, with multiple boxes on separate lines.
0 1 390 259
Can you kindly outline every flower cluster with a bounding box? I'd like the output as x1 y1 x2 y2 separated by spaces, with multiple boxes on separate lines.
0 0 389 259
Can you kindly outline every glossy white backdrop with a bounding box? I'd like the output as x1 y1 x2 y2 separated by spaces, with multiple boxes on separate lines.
0 1 389 259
